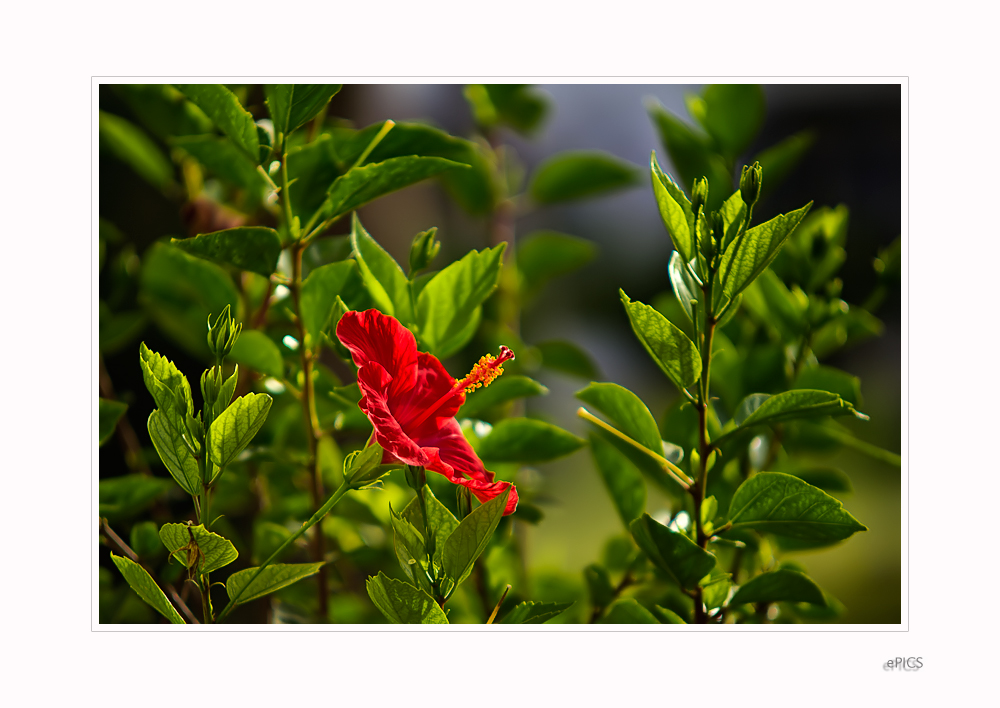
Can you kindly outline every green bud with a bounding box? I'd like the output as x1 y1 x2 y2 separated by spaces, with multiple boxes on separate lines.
345 443 387 488
690 177 709 215
456 486 473 520
739 162 762 206
207 305 241 360
408 227 441 275
404 464 427 492
200 366 222 411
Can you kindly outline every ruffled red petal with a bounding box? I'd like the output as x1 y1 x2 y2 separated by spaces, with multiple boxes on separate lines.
337 309 418 404
356 361 430 468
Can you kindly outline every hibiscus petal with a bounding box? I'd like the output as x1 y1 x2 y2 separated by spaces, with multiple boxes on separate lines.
396 352 463 432
337 310 418 403
356 362 430 468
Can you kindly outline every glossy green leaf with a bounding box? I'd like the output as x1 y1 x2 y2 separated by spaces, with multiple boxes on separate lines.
171 134 267 199
109 554 185 624
701 568 732 610
99 398 128 447
99 111 174 191
442 488 510 587
647 101 732 209
349 215 412 322
366 572 449 624
787 467 853 494
576 382 662 453
229 330 284 379
138 342 195 437
174 84 260 161
458 375 548 419
590 435 646 528
401 485 459 568
300 259 360 348
389 507 432 591
323 155 466 220
651 152 694 263
620 290 701 392
147 409 201 496
729 569 826 607
416 244 506 356
171 227 281 277
752 130 815 199
140 242 238 357
536 340 600 379
500 600 575 624
517 231 597 293
209 393 273 469
695 84 765 160
726 472 867 540
99 474 173 519
478 418 584 463
735 390 867 432
158 523 238 574
717 201 813 303
529 150 641 204
794 366 862 407
668 251 702 323
225 562 325 605
265 84 341 139
630 514 716 590
601 598 660 624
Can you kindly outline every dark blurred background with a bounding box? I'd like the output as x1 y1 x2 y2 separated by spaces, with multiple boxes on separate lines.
100 83 901 622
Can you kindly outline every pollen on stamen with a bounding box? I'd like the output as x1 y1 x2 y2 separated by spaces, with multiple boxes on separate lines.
463 346 515 394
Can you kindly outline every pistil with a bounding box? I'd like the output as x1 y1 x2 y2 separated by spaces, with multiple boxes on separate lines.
408 346 514 429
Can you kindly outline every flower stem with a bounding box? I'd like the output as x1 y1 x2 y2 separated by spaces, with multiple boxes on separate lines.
216 480 352 622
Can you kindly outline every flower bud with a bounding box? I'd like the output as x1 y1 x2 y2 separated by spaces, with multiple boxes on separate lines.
207 305 241 360
346 443 386 488
710 211 725 248
409 227 441 275
740 162 762 207
201 366 222 411
690 177 709 215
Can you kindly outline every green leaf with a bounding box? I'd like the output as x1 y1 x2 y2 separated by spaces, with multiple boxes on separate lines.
668 251 703 324
576 382 661 453
349 215 412 322
601 598 660 624
442 489 511 587
111 84 214 139
171 227 282 277
695 84 765 160
171 134 267 200
99 398 128 447
701 568 732 610
209 393 273 469
478 418 584 463
366 572 449 624
138 342 195 438
99 474 173 519
99 111 174 191
651 605 687 624
729 569 826 607
389 507 432 591
630 514 716 590
787 467 853 494
147 410 201 496
158 523 239 574
647 101 732 209
500 600 575 624
742 269 808 340
229 330 284 379
401 485 459 568
225 562 325 605
466 84 549 135
324 155 466 220
536 340 600 379
752 130 815 198
109 554 185 624
300 259 360 348
620 290 701 392
794 366 862 407
458 375 548 419
140 242 238 358
717 201 813 303
735 389 867 431
516 231 597 294
265 84 341 139
726 472 867 540
651 152 694 264
416 244 506 356
174 84 260 161
529 150 641 204
584 564 615 607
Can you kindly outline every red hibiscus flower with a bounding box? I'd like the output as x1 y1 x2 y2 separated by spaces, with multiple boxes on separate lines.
337 309 518 515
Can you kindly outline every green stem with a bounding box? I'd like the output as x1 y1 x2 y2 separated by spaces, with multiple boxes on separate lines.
217 480 352 622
